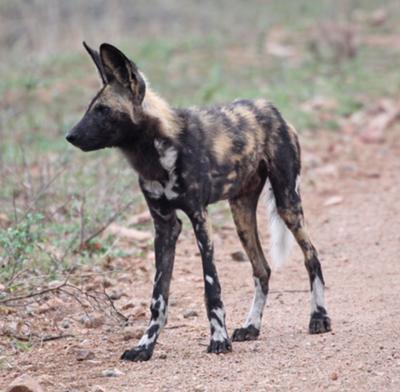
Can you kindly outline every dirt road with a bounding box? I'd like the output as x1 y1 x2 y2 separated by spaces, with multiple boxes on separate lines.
1 130 400 391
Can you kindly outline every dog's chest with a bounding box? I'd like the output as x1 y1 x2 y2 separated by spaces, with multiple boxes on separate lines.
141 139 180 200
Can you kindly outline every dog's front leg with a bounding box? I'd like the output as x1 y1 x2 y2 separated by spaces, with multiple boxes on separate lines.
121 207 181 362
189 208 232 354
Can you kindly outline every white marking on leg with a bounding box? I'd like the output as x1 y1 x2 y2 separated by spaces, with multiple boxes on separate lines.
155 272 162 286
151 295 167 327
244 277 266 330
210 307 228 342
137 330 157 347
310 276 325 314
205 275 214 285
138 295 167 347
197 240 203 252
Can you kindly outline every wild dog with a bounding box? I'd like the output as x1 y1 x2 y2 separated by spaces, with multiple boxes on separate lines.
66 42 331 362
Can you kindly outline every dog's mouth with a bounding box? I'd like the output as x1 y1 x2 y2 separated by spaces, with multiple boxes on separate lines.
66 133 105 152
76 143 100 152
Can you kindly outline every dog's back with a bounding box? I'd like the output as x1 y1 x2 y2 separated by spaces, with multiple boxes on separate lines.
174 99 300 204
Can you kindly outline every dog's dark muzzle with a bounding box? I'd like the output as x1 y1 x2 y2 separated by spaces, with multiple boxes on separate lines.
65 127 89 150
65 122 99 151
65 131 78 145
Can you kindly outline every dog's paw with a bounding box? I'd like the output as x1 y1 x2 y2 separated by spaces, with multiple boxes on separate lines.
120 346 153 362
207 338 232 354
309 312 332 334
232 325 260 341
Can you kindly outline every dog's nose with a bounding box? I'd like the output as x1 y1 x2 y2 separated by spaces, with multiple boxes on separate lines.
66 133 77 144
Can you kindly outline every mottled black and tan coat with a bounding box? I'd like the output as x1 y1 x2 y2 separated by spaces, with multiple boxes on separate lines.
66 43 331 362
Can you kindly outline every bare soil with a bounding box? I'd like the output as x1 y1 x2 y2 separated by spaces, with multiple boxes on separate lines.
1 129 400 392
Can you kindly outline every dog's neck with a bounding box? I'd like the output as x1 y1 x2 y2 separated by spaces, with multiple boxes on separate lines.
142 88 182 139
118 117 166 182
119 87 182 182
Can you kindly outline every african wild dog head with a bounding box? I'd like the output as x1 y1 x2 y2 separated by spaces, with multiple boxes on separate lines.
66 42 147 151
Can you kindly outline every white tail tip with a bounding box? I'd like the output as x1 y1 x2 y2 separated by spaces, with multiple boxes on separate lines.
266 181 294 269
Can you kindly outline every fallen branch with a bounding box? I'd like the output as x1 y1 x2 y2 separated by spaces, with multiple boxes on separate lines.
1 280 128 326
164 324 190 330
41 333 75 342
103 287 129 323
0 279 69 304
0 265 75 304
5 332 74 342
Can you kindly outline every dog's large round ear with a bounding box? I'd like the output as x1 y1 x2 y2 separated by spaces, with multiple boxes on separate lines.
82 41 108 85
99 43 146 104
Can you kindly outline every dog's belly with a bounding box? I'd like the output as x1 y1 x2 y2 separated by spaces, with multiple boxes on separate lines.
208 157 262 203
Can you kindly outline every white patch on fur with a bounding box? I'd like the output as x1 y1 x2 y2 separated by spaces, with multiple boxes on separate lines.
210 307 228 342
159 146 177 171
244 277 266 329
151 139 179 200
266 179 294 269
205 275 214 285
137 330 157 347
163 172 179 200
138 295 167 347
310 276 325 314
197 240 203 252
142 181 164 199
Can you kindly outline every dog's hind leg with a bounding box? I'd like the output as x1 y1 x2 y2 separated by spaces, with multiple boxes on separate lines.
271 182 331 333
229 171 271 341
268 122 331 334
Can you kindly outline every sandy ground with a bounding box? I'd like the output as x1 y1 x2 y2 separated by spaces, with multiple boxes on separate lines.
1 130 400 392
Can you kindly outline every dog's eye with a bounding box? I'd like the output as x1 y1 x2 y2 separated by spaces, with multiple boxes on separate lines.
95 105 111 116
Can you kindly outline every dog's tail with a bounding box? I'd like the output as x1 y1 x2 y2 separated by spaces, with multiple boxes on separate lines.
266 180 294 269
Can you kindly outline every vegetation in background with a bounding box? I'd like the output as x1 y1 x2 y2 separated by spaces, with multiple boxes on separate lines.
0 0 399 292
